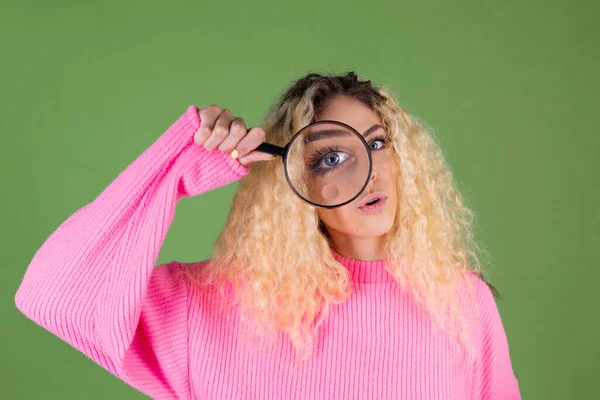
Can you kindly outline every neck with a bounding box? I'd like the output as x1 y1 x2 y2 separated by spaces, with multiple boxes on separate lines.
327 229 389 261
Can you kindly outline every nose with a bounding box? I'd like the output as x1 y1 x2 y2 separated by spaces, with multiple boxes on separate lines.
370 170 377 181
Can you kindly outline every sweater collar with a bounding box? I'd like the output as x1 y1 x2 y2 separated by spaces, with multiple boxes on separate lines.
331 248 395 283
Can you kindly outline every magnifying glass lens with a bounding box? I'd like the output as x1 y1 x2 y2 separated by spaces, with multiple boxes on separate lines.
285 122 371 207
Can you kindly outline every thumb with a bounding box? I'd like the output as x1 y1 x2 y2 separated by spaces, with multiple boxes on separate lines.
238 150 277 167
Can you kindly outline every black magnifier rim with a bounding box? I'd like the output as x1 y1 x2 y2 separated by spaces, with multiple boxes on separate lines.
281 120 373 209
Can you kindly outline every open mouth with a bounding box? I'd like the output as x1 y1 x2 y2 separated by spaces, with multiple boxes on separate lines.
358 192 387 207
357 192 388 213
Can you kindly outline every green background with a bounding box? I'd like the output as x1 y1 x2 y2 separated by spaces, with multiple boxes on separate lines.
2 0 598 398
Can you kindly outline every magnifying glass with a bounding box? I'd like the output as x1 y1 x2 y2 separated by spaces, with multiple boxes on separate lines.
245 120 373 209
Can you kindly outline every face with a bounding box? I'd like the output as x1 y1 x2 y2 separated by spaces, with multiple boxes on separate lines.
315 95 398 238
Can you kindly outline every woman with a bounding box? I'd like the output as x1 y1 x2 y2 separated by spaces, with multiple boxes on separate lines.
15 72 521 399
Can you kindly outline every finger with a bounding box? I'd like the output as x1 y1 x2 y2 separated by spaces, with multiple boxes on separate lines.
238 150 277 166
194 105 222 146
235 126 266 158
217 117 247 153
203 109 234 151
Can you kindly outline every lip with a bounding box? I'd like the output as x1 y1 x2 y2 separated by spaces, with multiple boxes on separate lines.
357 191 388 208
357 196 388 214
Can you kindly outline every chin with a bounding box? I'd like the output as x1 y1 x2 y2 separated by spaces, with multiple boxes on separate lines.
352 214 396 237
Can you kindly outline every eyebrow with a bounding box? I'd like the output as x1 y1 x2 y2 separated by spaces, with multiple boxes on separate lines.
304 124 384 143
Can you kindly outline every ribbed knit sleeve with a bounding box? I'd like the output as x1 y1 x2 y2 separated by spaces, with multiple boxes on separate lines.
473 276 522 399
14 105 249 399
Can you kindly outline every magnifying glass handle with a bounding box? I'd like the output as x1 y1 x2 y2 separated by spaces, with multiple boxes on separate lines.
256 142 285 157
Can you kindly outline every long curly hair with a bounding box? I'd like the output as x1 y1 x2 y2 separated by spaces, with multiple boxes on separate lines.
182 71 499 365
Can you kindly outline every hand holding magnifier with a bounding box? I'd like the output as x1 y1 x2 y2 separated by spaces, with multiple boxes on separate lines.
195 106 373 209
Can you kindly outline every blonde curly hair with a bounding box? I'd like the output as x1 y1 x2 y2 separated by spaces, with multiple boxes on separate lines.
182 71 498 365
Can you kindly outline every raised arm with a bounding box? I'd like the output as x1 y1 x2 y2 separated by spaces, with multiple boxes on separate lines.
14 105 249 398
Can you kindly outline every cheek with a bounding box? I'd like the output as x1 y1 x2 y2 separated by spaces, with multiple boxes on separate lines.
373 150 397 170
381 157 399 184
384 152 399 170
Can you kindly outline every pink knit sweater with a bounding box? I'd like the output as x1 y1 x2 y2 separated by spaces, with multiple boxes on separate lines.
15 105 521 399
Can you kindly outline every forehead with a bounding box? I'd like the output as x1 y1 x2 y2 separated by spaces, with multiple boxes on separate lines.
315 95 382 133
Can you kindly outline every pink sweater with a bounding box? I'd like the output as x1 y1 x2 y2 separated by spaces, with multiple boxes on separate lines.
14 105 521 400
